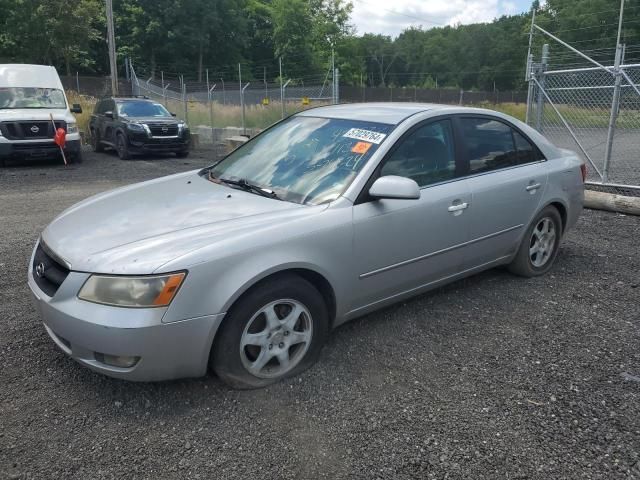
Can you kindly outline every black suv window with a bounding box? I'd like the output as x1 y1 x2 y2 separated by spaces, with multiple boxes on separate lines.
94 100 105 114
117 101 171 118
380 119 457 187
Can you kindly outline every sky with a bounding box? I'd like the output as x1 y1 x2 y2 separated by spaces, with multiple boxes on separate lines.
350 0 534 37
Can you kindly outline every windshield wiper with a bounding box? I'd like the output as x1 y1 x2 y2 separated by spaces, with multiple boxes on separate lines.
210 173 281 200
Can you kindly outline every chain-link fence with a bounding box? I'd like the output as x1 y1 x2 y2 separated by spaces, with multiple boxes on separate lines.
130 63 335 146
525 24 640 197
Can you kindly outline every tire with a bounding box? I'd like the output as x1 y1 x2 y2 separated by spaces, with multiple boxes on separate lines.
67 149 83 164
175 150 189 158
116 133 131 160
211 274 329 389
508 205 563 277
91 129 104 153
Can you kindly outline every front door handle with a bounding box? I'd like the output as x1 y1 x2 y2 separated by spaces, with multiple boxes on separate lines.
526 183 541 191
447 202 468 213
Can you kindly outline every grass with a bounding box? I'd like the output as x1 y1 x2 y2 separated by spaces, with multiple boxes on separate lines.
64 91 638 136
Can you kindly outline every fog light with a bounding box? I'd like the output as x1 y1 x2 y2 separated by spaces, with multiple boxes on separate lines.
95 352 140 368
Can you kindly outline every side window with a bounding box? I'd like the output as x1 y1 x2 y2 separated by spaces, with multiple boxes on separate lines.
460 118 518 174
380 119 456 187
94 100 104 114
513 130 542 164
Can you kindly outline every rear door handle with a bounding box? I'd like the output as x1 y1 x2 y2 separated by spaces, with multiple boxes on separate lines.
447 202 468 212
526 183 541 191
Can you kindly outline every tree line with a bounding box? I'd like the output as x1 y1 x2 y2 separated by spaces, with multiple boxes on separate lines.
0 0 638 91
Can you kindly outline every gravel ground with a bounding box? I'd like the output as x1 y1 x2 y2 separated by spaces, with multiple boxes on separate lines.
1 149 639 479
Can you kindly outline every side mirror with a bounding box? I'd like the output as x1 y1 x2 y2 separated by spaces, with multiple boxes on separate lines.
70 103 82 114
369 175 420 200
170 112 177 117
104 111 114 119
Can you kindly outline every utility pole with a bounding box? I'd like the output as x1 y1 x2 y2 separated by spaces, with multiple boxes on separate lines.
331 48 335 103
105 0 118 95
264 66 268 101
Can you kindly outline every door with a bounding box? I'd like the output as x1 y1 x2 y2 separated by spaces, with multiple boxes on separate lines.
456 116 548 268
102 99 118 143
352 118 472 310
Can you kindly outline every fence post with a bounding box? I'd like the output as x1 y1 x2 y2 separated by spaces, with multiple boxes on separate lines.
282 80 291 118
458 89 463 105
603 44 624 183
335 69 339 103
183 83 188 124
76 72 80 94
535 43 549 132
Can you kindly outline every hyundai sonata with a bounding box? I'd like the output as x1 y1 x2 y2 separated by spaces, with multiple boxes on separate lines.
28 103 584 388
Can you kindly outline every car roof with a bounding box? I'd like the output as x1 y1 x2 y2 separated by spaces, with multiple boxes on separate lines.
296 102 454 125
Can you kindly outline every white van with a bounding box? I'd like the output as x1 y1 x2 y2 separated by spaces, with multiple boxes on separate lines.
0 64 83 165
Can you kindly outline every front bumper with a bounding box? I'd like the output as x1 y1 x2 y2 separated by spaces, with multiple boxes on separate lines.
126 130 190 154
0 137 81 160
27 263 224 382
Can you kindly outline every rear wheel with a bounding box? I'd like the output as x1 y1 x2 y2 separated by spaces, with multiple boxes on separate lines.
116 133 131 160
508 206 563 277
211 274 329 389
175 150 189 158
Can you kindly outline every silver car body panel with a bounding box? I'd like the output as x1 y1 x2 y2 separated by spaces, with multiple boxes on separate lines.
29 103 584 381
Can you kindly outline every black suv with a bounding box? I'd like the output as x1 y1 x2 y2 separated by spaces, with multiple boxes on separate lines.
89 96 190 159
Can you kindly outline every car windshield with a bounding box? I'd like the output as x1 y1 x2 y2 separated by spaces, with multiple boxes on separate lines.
117 101 172 117
0 87 66 109
206 116 393 205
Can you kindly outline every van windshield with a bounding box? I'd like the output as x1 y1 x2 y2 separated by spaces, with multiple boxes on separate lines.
0 87 67 109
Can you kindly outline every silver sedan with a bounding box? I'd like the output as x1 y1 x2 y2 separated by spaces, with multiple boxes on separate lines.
28 103 584 388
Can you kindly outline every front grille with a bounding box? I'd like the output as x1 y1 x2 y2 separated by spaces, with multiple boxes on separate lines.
0 121 66 140
32 243 70 297
147 123 179 136
12 142 58 151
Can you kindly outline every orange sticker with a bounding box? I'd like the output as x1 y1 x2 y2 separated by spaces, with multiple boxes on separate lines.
351 141 372 154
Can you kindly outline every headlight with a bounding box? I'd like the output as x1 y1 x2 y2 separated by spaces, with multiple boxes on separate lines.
78 272 186 307
66 123 78 134
127 123 145 132
178 122 189 130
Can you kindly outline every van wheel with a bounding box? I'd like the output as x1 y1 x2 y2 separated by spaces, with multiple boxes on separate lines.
508 206 563 277
67 150 83 164
211 274 329 389
116 133 131 160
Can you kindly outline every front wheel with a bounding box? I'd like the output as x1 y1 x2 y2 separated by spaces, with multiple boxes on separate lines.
508 206 563 277
116 133 131 160
211 274 329 389
91 129 104 152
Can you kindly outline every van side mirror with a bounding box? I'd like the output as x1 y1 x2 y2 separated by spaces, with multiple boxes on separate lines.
104 111 114 119
70 104 82 114
171 112 177 117
369 176 420 200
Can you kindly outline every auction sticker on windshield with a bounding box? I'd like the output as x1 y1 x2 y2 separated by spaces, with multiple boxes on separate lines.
343 128 387 144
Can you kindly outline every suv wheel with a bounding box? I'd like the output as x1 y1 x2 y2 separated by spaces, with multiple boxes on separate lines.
91 129 104 153
175 150 189 158
211 274 329 389
116 133 131 160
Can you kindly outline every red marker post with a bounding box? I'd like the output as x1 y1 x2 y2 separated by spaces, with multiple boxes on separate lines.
50 113 67 165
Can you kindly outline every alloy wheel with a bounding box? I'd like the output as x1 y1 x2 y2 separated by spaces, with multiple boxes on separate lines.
239 299 313 379
529 217 556 267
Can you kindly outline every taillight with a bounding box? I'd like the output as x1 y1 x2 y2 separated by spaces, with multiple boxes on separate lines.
580 163 587 182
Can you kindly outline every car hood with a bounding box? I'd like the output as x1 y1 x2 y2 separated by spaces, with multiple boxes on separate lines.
0 108 73 122
41 171 320 274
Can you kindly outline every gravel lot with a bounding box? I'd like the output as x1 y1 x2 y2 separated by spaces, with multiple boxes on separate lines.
1 149 639 479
